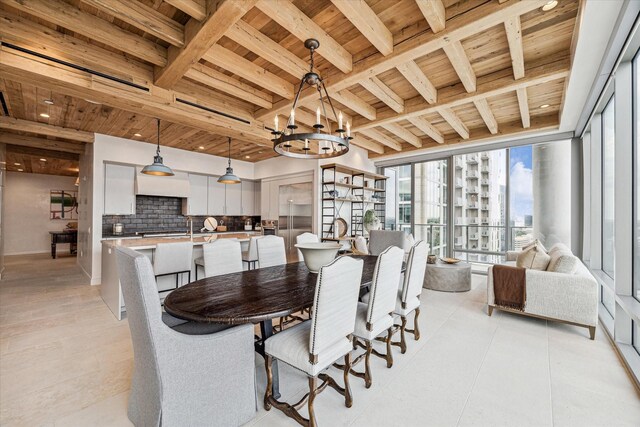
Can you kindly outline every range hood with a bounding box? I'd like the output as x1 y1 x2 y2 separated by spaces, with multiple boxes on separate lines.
135 167 190 198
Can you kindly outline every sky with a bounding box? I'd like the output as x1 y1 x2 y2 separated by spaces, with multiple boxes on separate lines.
509 146 533 225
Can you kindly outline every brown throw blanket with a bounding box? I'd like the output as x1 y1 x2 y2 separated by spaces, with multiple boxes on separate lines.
492 265 526 311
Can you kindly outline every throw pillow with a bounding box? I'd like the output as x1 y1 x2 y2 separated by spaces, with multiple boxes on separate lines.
516 244 551 270
522 239 547 254
547 251 579 274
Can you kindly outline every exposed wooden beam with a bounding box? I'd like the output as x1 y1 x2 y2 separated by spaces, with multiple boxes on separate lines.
443 41 476 92
350 136 385 155
516 87 530 128
154 0 258 88
6 144 80 161
256 0 352 73
0 117 94 142
358 128 402 151
473 98 498 134
226 19 308 78
330 90 377 121
0 0 167 66
0 133 85 154
185 63 272 109
329 0 393 56
416 0 446 33
0 79 14 117
352 55 570 131
79 0 184 47
256 0 549 120
396 61 437 104
438 107 469 139
407 116 444 144
381 123 422 148
203 45 294 99
164 0 206 20
504 15 525 79
360 77 404 113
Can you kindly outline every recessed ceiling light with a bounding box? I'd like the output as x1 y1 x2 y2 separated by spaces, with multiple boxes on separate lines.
541 1 558 12
134 133 142 137
198 146 205 150
43 99 54 105
245 155 250 159
540 104 550 109
39 113 50 118
84 99 101 104
13 162 20 166
17 168 23 172
39 158 47 162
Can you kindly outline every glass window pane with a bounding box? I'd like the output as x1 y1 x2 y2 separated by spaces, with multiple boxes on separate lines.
414 160 448 257
384 165 412 232
602 96 615 279
509 145 534 250
634 52 640 301
602 285 615 317
634 321 640 356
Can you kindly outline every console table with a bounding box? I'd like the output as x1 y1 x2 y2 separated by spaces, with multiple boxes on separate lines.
49 230 78 259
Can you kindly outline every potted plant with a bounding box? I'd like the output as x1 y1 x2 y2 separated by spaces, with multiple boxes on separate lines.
363 209 380 235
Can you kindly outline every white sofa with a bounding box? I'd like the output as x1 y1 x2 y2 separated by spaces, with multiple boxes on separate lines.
487 243 599 339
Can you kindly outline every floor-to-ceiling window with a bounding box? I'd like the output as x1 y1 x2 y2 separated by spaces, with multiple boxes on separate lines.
602 96 616 280
509 146 535 249
634 50 640 303
413 160 448 257
384 165 412 232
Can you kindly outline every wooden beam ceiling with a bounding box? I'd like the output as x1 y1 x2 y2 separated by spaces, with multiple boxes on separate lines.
329 0 393 56
0 133 85 154
0 117 94 142
416 0 446 33
504 15 525 80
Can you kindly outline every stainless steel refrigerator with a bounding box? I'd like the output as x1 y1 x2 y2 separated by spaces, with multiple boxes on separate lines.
278 182 313 260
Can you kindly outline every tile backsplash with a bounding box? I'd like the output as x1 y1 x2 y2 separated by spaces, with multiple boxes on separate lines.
102 195 260 237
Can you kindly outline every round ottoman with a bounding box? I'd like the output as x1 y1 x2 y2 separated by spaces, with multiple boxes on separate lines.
423 260 472 292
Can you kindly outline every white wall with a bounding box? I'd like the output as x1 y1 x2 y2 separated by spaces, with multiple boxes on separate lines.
78 143 94 279
4 172 78 255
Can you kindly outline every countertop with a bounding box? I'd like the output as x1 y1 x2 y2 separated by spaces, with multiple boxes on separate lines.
102 232 259 250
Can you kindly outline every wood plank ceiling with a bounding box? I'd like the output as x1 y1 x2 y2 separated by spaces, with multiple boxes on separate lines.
0 0 581 176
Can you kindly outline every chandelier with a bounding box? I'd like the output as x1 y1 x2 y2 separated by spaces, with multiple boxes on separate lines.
271 39 351 159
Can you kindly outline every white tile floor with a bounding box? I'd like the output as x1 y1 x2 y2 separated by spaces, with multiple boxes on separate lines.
1 254 639 426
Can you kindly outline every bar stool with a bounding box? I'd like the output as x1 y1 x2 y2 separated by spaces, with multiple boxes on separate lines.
242 236 263 270
295 232 318 261
153 241 193 292
203 239 243 278
256 235 286 268
195 238 238 279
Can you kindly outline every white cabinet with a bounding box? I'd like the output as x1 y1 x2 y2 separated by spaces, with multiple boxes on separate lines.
260 180 271 219
104 163 136 215
254 181 261 216
182 173 208 215
207 176 226 215
242 181 255 216
225 183 242 216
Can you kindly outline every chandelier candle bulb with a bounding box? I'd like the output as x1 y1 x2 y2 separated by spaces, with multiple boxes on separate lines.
316 107 321 124
346 122 351 138
274 115 278 132
290 109 295 127
338 111 343 130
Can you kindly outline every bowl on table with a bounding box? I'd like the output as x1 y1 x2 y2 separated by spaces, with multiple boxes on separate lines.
295 242 342 273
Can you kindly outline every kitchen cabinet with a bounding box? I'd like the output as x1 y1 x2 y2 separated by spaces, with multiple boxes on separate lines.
182 173 208 215
225 183 242 216
260 180 272 219
254 181 261 217
104 163 136 215
207 176 226 215
242 180 255 216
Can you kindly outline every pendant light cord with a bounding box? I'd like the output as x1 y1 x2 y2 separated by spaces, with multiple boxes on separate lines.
156 118 161 156
228 137 232 167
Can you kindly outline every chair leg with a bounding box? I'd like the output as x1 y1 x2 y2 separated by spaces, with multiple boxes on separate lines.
399 316 407 354
195 266 198 280
488 305 494 316
343 353 353 408
308 377 318 427
187 271 191 284
385 328 394 368
264 355 273 411
364 341 372 389
413 308 420 340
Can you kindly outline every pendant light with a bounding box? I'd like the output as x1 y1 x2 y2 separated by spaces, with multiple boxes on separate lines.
141 118 174 176
218 137 241 184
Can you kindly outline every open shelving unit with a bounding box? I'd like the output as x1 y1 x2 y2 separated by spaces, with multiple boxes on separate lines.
321 164 387 240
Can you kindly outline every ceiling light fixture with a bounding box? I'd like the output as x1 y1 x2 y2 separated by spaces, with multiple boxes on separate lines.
217 137 241 184
134 133 142 137
14 162 20 166
541 1 558 12
245 155 250 159
141 118 174 176
540 104 550 109
43 99 54 105
198 146 205 150
39 113 50 118
270 39 350 159
75 177 80 186
17 168 23 172
39 158 47 162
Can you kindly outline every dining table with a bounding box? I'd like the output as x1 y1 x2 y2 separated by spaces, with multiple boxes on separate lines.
163 255 398 398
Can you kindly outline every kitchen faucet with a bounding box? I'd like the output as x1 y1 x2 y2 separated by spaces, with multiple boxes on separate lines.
186 216 193 240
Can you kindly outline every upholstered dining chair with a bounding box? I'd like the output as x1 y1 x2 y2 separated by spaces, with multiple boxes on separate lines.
203 239 243 278
153 241 193 291
350 246 404 388
242 235 263 270
195 238 239 279
296 232 319 260
263 256 364 427
256 235 287 268
368 230 405 256
115 246 256 427
352 235 369 255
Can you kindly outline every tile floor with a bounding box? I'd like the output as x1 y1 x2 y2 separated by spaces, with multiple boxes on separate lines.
1 254 639 426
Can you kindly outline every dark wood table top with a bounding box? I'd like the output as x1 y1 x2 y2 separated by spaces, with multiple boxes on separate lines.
164 255 388 324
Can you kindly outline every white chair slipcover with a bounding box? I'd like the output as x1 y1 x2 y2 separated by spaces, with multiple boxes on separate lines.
242 235 264 269
256 235 287 268
203 239 243 278
153 241 193 288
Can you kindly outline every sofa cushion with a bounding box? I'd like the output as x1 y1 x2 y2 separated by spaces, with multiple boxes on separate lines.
522 239 547 253
547 250 579 274
516 244 551 270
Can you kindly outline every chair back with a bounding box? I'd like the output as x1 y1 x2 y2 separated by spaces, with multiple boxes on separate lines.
366 246 404 327
153 241 193 276
354 235 369 255
295 232 319 260
246 236 263 262
115 246 163 415
368 230 405 256
308 256 363 358
400 241 428 304
203 239 243 277
256 235 287 268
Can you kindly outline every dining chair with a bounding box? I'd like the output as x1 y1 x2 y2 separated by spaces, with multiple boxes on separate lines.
203 239 243 278
368 230 405 256
352 235 369 255
263 256 364 427
242 235 263 270
256 235 287 268
392 240 428 353
350 246 404 388
153 241 193 291
115 246 256 427
296 232 319 260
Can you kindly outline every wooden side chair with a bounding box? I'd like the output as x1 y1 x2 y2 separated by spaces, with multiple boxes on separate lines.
203 239 243 278
263 256 364 427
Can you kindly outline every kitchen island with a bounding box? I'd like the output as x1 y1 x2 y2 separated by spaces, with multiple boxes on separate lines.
101 232 259 320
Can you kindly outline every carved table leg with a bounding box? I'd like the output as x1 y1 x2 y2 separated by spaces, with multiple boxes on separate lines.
259 320 281 399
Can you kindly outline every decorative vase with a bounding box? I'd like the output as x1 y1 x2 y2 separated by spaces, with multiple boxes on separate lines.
364 218 380 234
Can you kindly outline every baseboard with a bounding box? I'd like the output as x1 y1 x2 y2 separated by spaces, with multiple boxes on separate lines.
5 250 51 256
